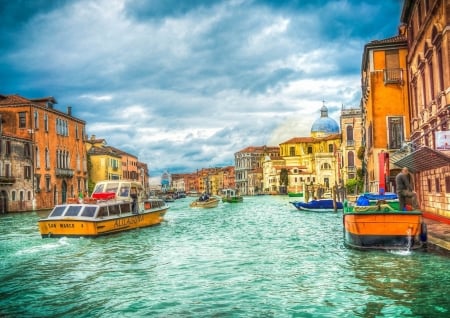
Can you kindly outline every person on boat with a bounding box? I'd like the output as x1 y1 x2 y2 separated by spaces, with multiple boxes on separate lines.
395 167 420 211
130 187 138 213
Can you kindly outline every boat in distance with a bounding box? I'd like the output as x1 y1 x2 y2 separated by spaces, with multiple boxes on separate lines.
342 192 427 250
190 195 220 208
38 180 169 238
221 188 243 203
290 199 343 212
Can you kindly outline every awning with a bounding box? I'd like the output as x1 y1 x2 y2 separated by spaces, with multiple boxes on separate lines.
394 146 450 173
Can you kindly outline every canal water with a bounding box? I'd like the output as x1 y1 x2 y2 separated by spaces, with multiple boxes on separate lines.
1 195 449 317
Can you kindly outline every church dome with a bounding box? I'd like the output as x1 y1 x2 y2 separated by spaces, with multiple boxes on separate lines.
310 105 340 137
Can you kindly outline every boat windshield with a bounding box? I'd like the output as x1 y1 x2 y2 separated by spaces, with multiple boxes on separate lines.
65 206 82 216
49 206 66 217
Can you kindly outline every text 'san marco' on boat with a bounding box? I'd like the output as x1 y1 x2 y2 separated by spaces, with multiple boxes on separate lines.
343 192 427 250
221 188 243 203
290 198 343 212
38 180 169 238
189 194 220 208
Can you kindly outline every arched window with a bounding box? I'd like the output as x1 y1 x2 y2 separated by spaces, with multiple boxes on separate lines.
346 126 354 141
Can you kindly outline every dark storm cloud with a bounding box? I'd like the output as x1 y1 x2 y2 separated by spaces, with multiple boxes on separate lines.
0 0 403 179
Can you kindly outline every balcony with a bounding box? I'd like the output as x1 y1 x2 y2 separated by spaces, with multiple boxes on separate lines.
0 176 16 185
384 68 403 84
56 168 74 178
346 140 355 147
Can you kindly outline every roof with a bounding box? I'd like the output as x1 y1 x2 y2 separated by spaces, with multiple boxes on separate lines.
236 145 280 153
394 146 450 173
280 133 341 144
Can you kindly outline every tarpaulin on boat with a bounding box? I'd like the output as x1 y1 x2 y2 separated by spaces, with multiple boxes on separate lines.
394 146 450 173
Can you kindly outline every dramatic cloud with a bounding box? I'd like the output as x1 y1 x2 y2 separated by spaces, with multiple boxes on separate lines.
0 0 402 181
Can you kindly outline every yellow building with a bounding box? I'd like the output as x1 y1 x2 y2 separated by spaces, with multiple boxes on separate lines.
86 136 122 190
264 105 342 195
340 106 363 183
361 30 410 192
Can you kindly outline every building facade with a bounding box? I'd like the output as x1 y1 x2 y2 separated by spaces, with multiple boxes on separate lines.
0 94 88 210
340 106 363 183
361 30 411 193
234 146 280 195
399 0 450 219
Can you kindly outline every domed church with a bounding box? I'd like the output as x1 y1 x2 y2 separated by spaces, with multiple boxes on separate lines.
263 103 342 196
311 105 340 137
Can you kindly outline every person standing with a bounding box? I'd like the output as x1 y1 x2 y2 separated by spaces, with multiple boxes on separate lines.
395 167 420 210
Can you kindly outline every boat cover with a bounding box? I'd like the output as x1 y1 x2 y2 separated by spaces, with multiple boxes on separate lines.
293 199 343 210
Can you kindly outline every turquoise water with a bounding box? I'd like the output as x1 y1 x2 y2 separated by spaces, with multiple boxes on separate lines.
1 195 449 317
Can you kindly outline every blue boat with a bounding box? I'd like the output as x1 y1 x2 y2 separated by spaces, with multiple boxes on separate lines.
290 199 343 212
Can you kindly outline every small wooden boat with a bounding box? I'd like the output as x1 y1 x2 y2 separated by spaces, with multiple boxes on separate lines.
343 193 427 250
38 180 169 238
290 199 343 212
288 192 304 197
189 196 220 208
221 189 243 203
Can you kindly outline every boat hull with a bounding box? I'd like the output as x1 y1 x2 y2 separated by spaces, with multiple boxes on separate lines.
343 212 426 250
297 207 342 213
288 192 304 197
38 209 167 238
190 198 220 208
222 196 243 203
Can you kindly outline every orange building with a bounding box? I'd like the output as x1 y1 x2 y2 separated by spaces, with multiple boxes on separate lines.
361 30 410 193
0 94 88 210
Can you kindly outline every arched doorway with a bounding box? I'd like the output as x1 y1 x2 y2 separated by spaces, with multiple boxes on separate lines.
0 190 8 214
61 180 67 203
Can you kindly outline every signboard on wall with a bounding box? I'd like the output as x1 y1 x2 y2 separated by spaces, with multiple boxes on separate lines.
435 131 450 150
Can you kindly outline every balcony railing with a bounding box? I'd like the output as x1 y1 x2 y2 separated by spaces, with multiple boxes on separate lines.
384 68 403 84
0 176 16 185
346 140 355 147
56 168 74 178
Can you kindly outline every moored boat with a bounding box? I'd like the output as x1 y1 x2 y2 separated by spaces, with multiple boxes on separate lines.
38 180 169 238
288 192 304 197
290 199 343 212
343 192 427 250
221 188 243 203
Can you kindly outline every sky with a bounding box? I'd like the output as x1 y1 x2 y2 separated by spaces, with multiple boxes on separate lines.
0 0 403 182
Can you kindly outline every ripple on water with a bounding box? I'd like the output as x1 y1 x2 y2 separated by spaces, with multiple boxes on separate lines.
0 197 449 317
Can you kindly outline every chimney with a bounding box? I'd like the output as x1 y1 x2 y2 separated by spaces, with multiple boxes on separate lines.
67 105 72 116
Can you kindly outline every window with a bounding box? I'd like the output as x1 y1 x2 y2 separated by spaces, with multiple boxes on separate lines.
24 143 31 158
346 126 354 141
445 176 450 193
24 166 32 179
44 114 48 132
347 151 355 168
289 147 295 156
388 117 404 149
45 176 51 192
19 112 27 128
435 178 441 193
11 190 16 201
34 111 39 129
35 146 40 168
5 141 11 156
307 146 313 154
4 163 10 177
328 144 334 153
75 125 79 139
384 50 402 83
45 148 50 169
427 178 432 191
35 175 41 192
